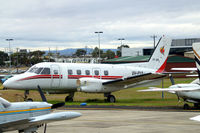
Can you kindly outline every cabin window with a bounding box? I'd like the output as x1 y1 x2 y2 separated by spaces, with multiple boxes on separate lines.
54 70 59 75
104 70 109 76
85 70 90 75
41 68 50 75
132 71 136 75
77 70 81 75
94 70 99 75
68 69 73 75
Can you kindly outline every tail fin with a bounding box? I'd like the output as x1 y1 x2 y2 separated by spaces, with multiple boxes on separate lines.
0 97 11 108
193 43 200 81
147 35 172 73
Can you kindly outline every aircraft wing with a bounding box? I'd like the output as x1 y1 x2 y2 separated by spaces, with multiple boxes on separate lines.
0 112 81 132
171 68 197 71
0 119 30 132
139 87 200 92
103 73 166 86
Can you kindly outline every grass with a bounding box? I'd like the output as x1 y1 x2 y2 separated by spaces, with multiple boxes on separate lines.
0 78 196 107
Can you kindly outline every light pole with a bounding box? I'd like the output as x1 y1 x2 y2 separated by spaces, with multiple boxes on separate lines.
118 38 125 56
16 48 19 73
94 31 103 59
6 39 13 70
118 38 125 45
150 35 157 49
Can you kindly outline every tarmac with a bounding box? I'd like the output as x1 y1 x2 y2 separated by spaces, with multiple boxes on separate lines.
8 109 200 133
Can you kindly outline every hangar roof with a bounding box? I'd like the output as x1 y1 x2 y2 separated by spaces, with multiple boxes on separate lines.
103 55 194 64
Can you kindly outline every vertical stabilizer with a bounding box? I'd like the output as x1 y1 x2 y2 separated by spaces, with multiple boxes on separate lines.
0 97 11 108
146 36 172 72
193 43 200 81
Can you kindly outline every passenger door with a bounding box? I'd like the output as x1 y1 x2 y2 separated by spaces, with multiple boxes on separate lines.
51 64 61 88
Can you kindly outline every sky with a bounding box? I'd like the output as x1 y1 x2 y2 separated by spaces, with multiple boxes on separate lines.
1 0 200 52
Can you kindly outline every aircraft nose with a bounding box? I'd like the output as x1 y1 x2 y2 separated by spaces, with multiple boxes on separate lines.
3 78 20 89
3 79 12 89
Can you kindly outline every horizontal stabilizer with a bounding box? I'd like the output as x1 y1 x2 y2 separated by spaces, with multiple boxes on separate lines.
30 112 81 123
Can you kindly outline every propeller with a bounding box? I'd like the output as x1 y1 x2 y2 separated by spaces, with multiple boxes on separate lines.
44 123 47 133
37 85 47 102
37 85 65 133
169 74 181 102
37 85 65 109
169 74 175 85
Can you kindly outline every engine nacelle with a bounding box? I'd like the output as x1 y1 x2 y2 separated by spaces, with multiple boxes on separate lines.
77 78 103 93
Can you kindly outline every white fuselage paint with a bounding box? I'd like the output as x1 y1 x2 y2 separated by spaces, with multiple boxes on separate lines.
3 62 155 93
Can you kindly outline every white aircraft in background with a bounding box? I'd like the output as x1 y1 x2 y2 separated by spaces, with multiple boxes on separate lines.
3 36 171 103
139 43 200 109
0 86 81 133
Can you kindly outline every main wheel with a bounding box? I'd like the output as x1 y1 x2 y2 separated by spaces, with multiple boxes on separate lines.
65 96 73 102
107 95 116 103
27 98 33 102
183 103 189 110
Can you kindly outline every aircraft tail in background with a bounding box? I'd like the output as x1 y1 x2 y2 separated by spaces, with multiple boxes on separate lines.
193 43 200 81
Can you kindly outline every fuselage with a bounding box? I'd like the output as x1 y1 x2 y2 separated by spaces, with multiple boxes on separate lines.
3 62 155 93
171 84 200 102
0 101 51 132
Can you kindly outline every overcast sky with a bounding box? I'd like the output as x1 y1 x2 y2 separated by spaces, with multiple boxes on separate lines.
1 0 200 51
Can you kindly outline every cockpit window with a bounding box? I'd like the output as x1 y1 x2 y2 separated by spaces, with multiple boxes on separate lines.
41 68 50 75
28 67 37 73
35 68 43 74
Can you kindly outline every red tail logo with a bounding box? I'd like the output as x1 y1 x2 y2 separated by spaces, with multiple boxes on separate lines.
160 46 165 55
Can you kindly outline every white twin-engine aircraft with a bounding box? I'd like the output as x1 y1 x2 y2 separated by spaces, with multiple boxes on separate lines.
3 36 172 102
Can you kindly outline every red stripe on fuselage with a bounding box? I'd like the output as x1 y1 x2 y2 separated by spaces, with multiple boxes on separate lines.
18 75 63 81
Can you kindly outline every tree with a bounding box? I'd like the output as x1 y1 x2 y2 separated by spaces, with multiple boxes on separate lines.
92 47 103 58
116 44 130 57
0 51 8 66
75 49 86 57
105 50 115 59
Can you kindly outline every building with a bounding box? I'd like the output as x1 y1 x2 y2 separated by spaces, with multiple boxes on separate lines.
121 38 200 57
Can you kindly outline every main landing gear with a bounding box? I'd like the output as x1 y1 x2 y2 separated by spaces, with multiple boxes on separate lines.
65 92 74 102
24 90 33 102
104 93 116 103
183 103 200 110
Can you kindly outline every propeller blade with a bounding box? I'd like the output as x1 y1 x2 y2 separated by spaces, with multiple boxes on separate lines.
44 123 47 133
37 85 47 102
51 102 65 109
169 74 175 85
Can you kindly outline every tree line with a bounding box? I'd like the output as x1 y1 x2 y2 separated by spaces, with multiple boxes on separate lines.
0 44 129 67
